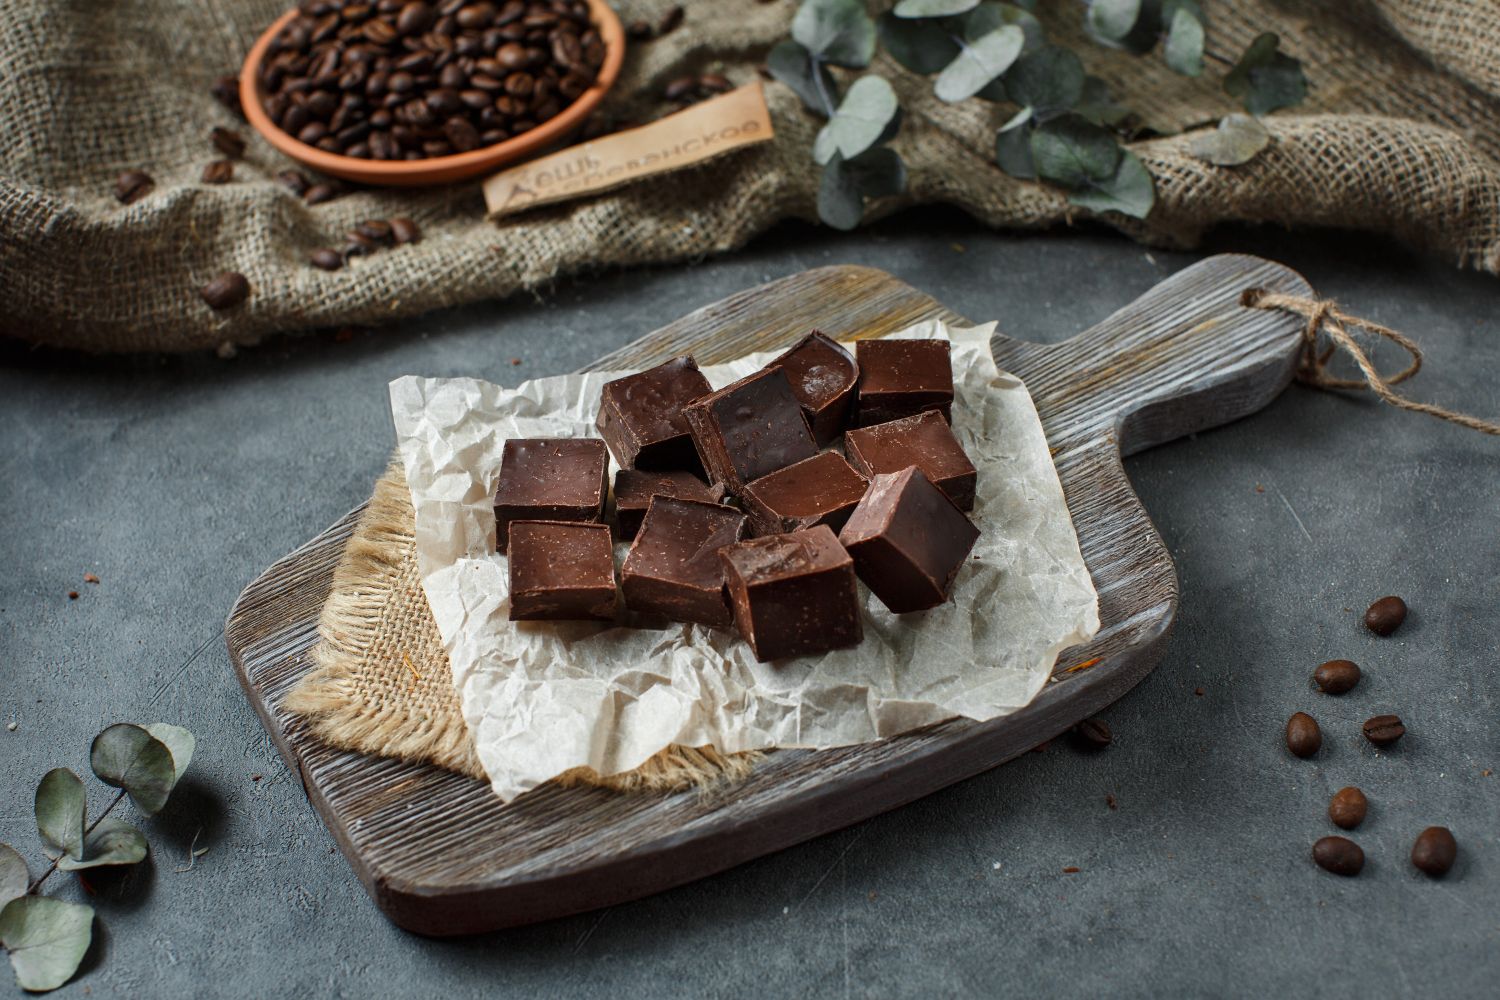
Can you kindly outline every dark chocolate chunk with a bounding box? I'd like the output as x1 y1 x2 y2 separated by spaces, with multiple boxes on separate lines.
769 331 859 445
596 356 712 472
855 339 954 426
683 367 818 488
612 469 724 541
720 525 863 662
492 438 608 551
844 409 977 511
740 451 868 537
507 520 616 621
621 496 748 626
838 466 979 614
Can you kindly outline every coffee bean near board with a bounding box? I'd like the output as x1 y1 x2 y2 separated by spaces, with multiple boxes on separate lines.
277 169 311 196
1072 717 1112 750
1327 786 1367 829
201 160 234 184
1364 596 1407 636
1313 659 1361 695
1410 826 1457 877
210 126 246 159
310 248 345 271
1285 712 1322 758
1312 836 1364 876
1362 714 1405 747
389 217 421 244
200 272 250 310
115 170 154 204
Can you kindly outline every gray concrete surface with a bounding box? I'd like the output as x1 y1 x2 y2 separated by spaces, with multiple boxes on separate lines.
2 212 1497 998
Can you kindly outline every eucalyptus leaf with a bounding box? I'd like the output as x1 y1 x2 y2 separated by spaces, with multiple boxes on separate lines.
994 108 1035 179
34 770 84 863
0 845 27 908
0 896 93 993
56 819 148 872
813 75 900 165
1224 32 1307 115
768 41 840 115
1087 0 1142 44
1004 45 1085 117
961 3 1044 52
90 723 177 815
934 24 1024 102
1188 112 1272 165
1163 5 1204 76
848 146 908 199
791 0 876 68
893 0 978 16
145 724 195 782
877 13 958 75
1030 114 1122 188
1068 149 1156 218
817 148 907 231
1075 75 1131 126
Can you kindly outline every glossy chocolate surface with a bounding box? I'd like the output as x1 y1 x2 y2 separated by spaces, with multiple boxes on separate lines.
684 367 818 487
844 409 977 511
770 331 859 445
740 451 868 537
621 496 748 626
855 339 954 426
595 356 712 472
493 438 608 551
612 469 725 541
838 466 979 614
507 520 617 621
719 525 863 662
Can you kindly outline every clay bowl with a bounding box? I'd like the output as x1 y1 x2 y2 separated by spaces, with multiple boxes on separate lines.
239 0 625 187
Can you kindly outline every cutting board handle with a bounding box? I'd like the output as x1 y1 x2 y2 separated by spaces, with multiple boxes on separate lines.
992 253 1315 456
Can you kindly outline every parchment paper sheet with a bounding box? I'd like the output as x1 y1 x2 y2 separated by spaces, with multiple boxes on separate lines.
391 321 1099 801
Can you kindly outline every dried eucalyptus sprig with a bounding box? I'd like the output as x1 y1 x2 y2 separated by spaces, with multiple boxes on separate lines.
1 723 195 993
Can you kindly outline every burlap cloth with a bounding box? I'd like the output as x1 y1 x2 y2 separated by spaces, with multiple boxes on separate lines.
2 0 1500 353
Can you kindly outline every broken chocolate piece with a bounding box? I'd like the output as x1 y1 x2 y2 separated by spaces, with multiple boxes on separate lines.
839 466 979 614
719 525 863 662
492 438 608 551
769 331 859 445
596 356 712 472
508 520 617 621
740 451 868 537
683 367 818 488
612 469 725 541
855 339 954 425
621 496 748 626
844 409 978 511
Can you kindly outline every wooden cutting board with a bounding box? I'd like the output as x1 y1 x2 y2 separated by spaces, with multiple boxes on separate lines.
227 253 1312 936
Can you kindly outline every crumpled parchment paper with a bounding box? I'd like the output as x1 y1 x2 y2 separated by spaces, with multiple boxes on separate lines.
390 320 1099 801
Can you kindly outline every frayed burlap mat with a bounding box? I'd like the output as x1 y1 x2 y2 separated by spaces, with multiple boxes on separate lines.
5 0 1500 353
284 458 761 792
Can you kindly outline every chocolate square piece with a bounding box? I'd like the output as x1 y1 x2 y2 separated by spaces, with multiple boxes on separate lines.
622 496 748 626
508 521 617 621
769 331 859 445
612 469 725 541
844 410 978 510
839 467 979 614
719 525 863 662
596 356 713 472
740 451 869 537
855 339 954 425
683 367 818 488
492 438 608 551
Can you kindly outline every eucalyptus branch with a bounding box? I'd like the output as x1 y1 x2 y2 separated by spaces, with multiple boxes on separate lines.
26 790 127 896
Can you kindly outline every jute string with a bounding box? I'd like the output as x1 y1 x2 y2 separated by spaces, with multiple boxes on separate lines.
1244 289 1500 436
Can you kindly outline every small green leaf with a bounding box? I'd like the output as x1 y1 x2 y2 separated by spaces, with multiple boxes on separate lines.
768 41 840 116
813 75 900 165
934 24 1025 102
850 146 908 199
0 896 93 993
56 819 148 872
995 108 1035 179
1069 149 1156 218
893 0 979 16
791 0 876 68
1087 0 1142 43
90 724 177 815
1075 75 1131 127
817 148 906 231
34 770 84 863
0 846 27 908
1030 114 1122 188
1163 5 1204 76
1224 32 1307 115
145 724 195 782
960 2 1043 50
1004 44 1085 117
1188 113 1272 165
878 12 958 75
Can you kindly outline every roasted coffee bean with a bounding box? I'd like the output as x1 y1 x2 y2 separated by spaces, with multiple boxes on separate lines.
657 5 683 36
1364 596 1407 636
1285 712 1321 758
1313 659 1361 695
1411 826 1457 877
201 159 235 184
1328 787 1368 830
664 75 698 101
344 232 377 256
1312 836 1364 876
304 183 338 205
397 1 435 34
210 126 247 159
456 2 496 29
277 169 311 195
200 272 250 310
389 217 422 244
1072 717 1112 750
625 19 653 41
115 170 154 204
356 219 394 244
211 74 244 117
1362 714 1405 747
310 248 346 271
699 72 733 94
445 116 481 150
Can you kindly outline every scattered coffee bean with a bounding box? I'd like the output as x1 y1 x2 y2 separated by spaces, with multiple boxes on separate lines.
356 219 394 244
1072 717 1112 750
201 160 235 184
68 591 80 600
211 75 244 118
625 18 653 40
1363 595 1407 636
200 272 250 310
657 5 684 36
1285 711 1322 758
310 248 345 271
698 72 733 94
1410 826 1457 877
1313 659 1361 695
277 169 311 196
344 232 377 257
1312 836 1364 876
664 75 699 102
1362 713 1405 747
115 170 154 204
389 217 422 244
304 183 338 206
210 126 247 159
1327 786 1367 829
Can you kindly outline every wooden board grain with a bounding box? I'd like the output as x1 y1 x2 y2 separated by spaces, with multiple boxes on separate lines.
227 254 1314 935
